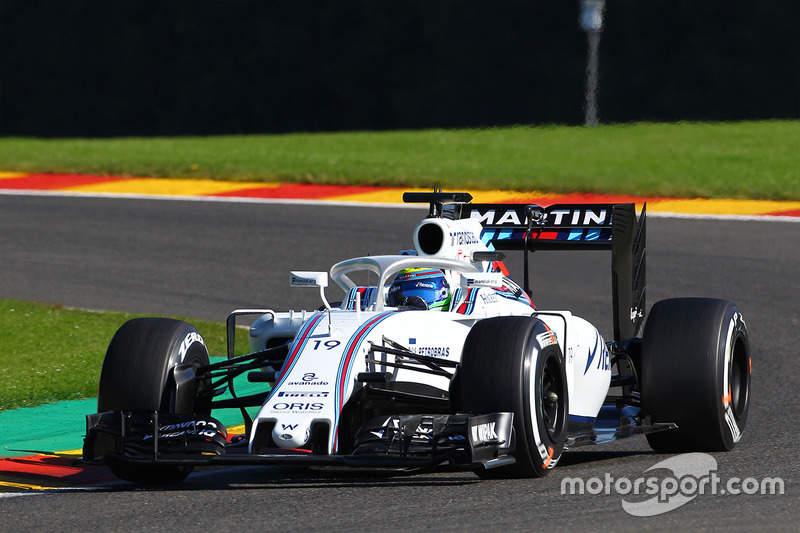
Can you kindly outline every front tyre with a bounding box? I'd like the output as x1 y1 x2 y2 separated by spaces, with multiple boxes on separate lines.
458 317 568 478
98 318 211 484
641 298 751 452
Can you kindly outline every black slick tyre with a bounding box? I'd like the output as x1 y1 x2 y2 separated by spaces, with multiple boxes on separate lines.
98 317 211 484
641 298 750 452
458 316 568 478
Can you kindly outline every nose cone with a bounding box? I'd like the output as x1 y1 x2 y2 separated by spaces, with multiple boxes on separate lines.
272 421 311 449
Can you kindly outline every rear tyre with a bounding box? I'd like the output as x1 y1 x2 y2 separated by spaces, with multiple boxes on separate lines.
458 317 568 478
641 298 750 452
98 317 211 484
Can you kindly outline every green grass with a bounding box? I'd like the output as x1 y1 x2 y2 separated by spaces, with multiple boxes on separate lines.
2 121 799 200
0 299 248 412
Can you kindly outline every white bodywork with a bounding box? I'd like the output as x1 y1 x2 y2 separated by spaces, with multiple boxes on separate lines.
246 217 611 454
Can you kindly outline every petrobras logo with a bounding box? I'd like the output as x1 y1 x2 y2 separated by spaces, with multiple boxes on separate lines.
410 345 451 358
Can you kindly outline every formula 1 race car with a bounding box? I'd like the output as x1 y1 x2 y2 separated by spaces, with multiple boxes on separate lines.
83 191 751 484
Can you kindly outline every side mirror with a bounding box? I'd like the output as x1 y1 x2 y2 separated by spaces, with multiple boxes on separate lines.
290 271 331 310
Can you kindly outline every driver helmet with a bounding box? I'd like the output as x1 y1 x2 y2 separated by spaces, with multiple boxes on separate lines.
387 268 451 311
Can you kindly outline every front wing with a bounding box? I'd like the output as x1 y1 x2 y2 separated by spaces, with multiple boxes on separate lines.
82 410 516 472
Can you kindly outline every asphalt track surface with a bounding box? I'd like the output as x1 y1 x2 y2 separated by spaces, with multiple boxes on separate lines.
1 194 798 531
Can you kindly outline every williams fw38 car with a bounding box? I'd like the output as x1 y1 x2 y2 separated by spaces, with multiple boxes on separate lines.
83 191 751 484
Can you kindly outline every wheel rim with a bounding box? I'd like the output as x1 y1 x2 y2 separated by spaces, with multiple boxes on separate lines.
540 354 565 437
728 337 749 419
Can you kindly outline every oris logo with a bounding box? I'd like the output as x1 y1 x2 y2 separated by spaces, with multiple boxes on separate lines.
272 402 324 411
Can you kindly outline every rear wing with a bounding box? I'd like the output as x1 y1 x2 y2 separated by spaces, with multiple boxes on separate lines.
462 204 615 250
461 203 646 341
402 192 645 341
